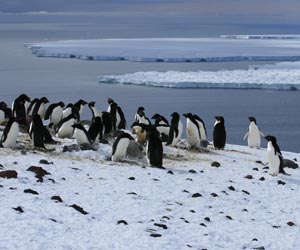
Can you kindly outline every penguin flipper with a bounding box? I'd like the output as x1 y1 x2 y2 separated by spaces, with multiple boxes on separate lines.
260 131 265 138
243 132 249 141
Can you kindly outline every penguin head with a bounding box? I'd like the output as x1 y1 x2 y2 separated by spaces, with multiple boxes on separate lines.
264 135 277 143
215 116 225 124
131 122 144 134
0 101 7 110
74 99 87 107
248 116 257 124
41 97 49 104
193 114 202 122
137 107 145 116
18 93 31 102
88 101 95 108
183 113 193 119
58 101 65 108
65 103 73 109
107 98 115 105
171 112 179 119
151 113 161 120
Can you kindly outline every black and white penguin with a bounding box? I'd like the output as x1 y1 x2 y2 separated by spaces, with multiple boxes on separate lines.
213 116 226 150
112 132 134 162
109 102 118 133
265 135 285 176
183 113 201 149
107 98 126 130
0 117 19 148
88 116 103 143
12 93 30 126
29 114 45 148
244 116 264 148
0 102 12 125
56 114 77 138
193 114 207 141
166 112 183 147
32 97 49 119
26 98 39 117
88 102 101 122
151 113 170 142
72 123 92 146
131 122 147 145
44 101 65 126
73 99 87 118
101 111 113 136
134 106 151 125
142 124 163 168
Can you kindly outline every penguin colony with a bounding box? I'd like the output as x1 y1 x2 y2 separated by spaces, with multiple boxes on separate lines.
0 93 294 175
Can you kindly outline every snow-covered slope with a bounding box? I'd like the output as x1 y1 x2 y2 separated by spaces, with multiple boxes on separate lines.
0 132 299 249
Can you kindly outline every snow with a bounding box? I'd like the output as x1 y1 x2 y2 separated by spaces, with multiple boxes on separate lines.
28 37 300 63
0 130 299 249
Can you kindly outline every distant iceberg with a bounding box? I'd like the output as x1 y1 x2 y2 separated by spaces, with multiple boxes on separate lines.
28 36 300 63
98 63 300 90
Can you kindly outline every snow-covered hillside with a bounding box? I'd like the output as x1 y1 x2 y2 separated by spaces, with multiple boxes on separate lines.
0 132 299 249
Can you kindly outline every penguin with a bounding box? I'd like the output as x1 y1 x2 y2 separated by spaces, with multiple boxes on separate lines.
0 104 6 125
193 114 207 141
29 114 45 148
134 106 151 125
141 124 163 168
166 112 183 147
107 98 126 130
0 117 19 148
27 98 39 117
183 113 201 149
72 123 92 146
32 97 49 119
88 102 101 122
109 102 118 133
73 99 87 118
131 122 147 145
151 113 170 142
0 101 12 124
265 135 286 176
101 111 113 136
88 116 103 143
112 132 134 162
44 101 65 126
213 116 226 150
12 93 30 126
244 117 264 148
56 114 77 138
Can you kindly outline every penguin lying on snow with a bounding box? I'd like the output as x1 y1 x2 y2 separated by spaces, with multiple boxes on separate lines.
112 132 134 162
72 123 93 147
244 116 265 148
265 135 286 176
0 117 19 148
213 116 226 150
56 114 77 139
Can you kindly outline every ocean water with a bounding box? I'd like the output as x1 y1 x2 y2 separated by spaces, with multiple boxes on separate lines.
0 12 299 152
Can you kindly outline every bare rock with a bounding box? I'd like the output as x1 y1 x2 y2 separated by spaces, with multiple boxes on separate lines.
0 170 18 179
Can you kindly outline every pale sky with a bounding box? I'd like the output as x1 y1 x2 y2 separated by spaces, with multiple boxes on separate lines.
1 0 300 23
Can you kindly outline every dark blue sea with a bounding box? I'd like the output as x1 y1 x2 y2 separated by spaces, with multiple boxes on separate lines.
0 12 299 152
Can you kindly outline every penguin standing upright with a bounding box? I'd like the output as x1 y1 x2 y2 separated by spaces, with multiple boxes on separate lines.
56 114 77 138
12 93 30 126
142 124 163 168
151 113 170 142
0 117 19 148
29 114 45 148
32 97 49 119
72 123 92 146
101 111 113 136
167 112 183 147
107 98 126 130
134 107 151 125
88 102 101 122
73 99 87 119
213 116 226 150
244 117 264 148
44 101 65 126
88 116 103 143
193 114 208 148
109 102 118 133
112 132 134 162
183 113 200 149
265 135 285 176
0 102 12 125
27 98 39 117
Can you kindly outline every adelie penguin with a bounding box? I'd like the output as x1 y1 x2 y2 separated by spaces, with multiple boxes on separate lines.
88 102 101 122
131 122 147 145
12 93 30 126
183 113 200 149
0 102 12 125
56 114 77 139
265 135 286 176
0 117 19 148
32 97 49 119
111 132 134 162
140 124 163 168
151 113 170 142
193 114 208 148
244 116 264 148
107 98 126 130
44 101 65 126
213 116 226 150
134 106 151 125
72 123 93 148
166 112 183 147
88 116 103 143
29 114 46 148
